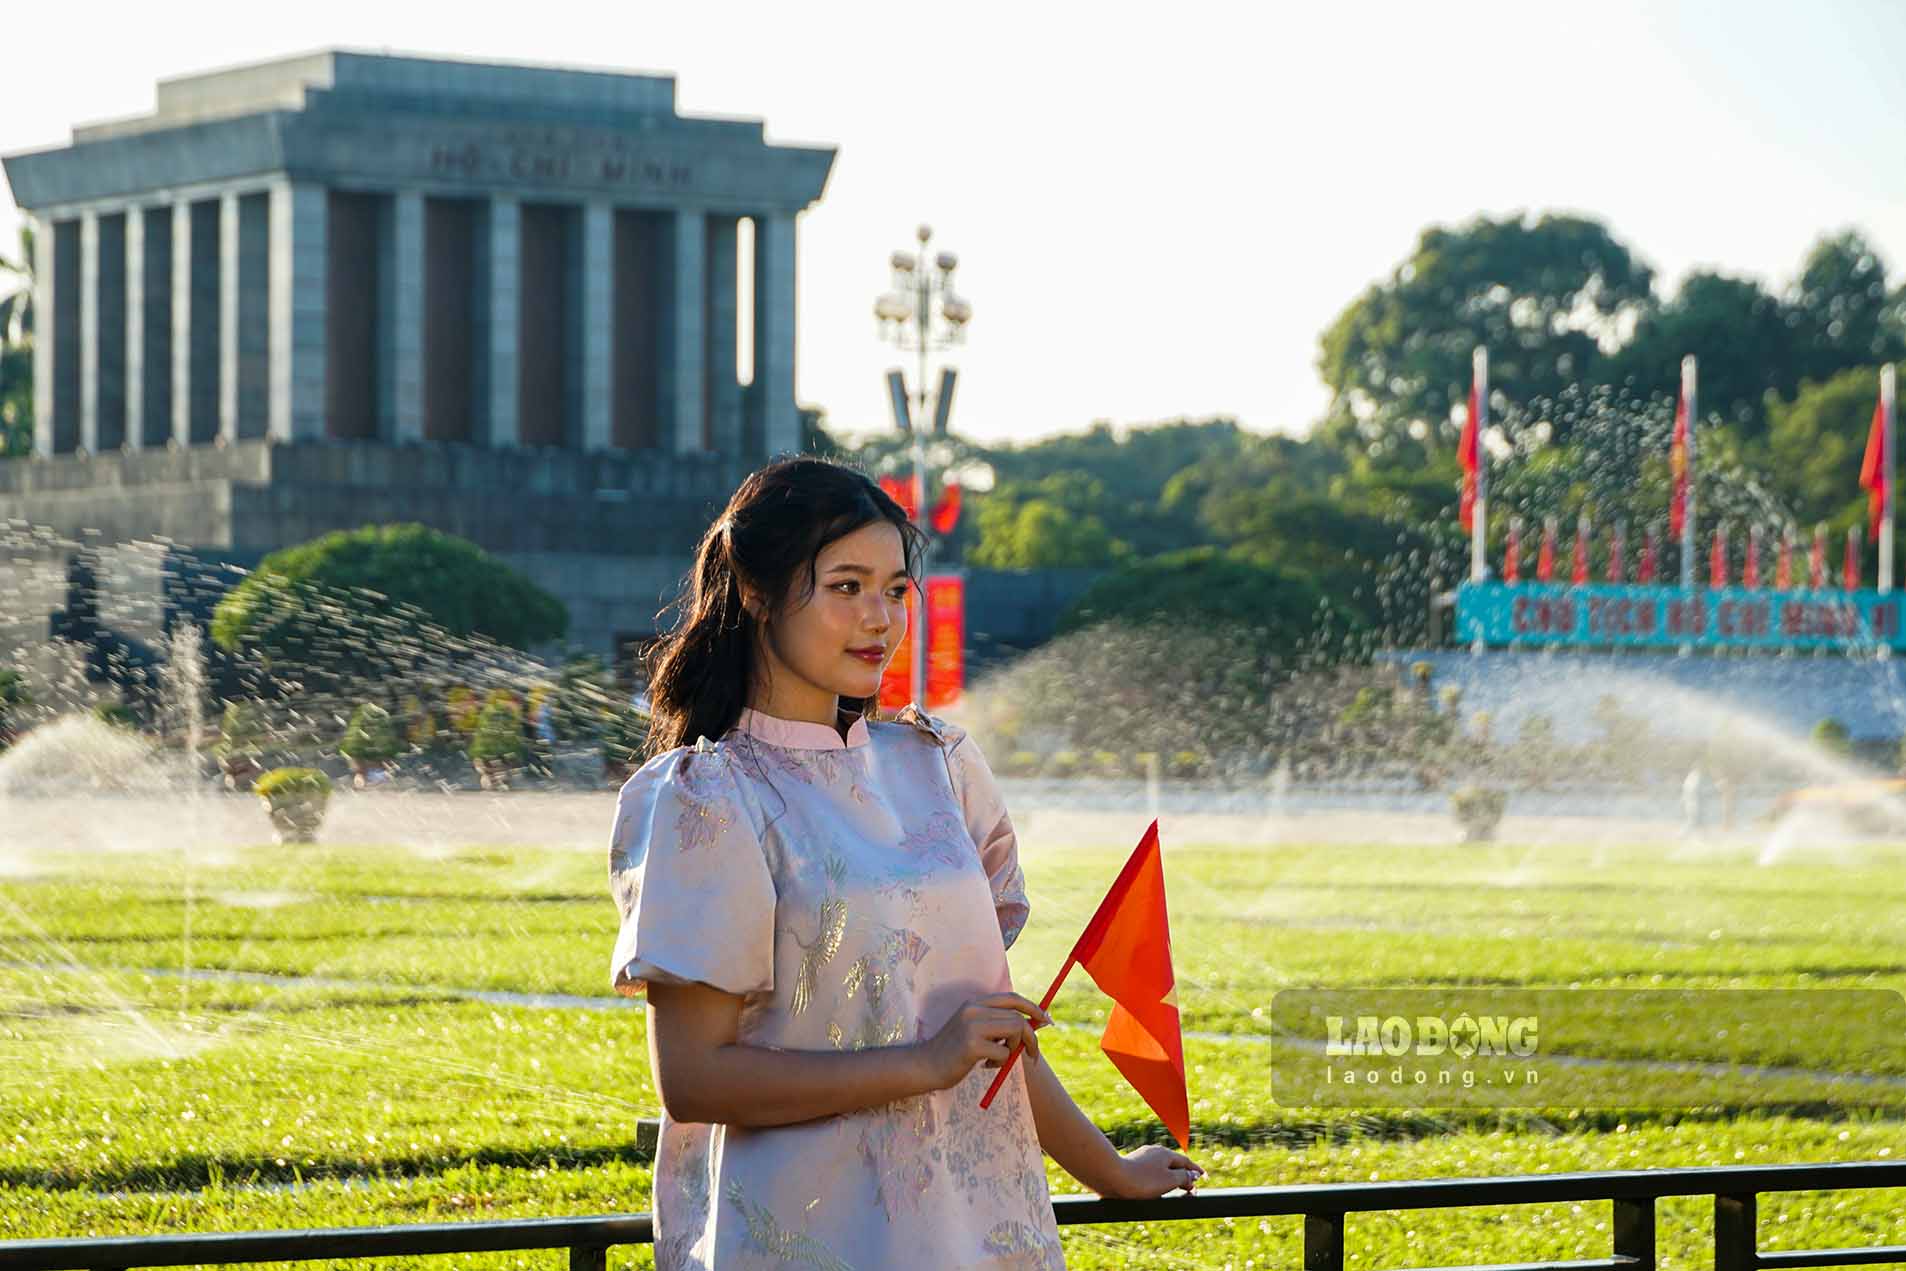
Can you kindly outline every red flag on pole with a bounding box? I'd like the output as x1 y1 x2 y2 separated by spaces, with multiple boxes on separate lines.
1537 519 1557 582
1811 523 1827 590
1710 524 1729 588
1847 525 1863 591
1504 519 1522 583
1670 387 1691 538
928 481 963 535
1459 378 1481 534
878 475 918 522
1638 527 1658 585
1775 526 1794 590
980 821 1189 1150
1861 394 1888 543
1606 524 1626 584
1570 516 1590 585
1743 527 1761 590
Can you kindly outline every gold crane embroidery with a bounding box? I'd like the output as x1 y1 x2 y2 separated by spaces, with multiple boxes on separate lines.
723 1179 854 1271
787 858 850 1016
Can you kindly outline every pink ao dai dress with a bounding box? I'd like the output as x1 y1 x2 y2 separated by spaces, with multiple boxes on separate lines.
608 703 1067 1270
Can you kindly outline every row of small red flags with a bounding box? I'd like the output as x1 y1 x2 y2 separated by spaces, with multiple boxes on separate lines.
1502 518 1865 590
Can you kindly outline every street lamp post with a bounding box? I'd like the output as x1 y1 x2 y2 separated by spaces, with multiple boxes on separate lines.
874 224 971 708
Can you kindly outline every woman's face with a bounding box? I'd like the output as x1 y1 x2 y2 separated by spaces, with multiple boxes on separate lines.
752 519 911 720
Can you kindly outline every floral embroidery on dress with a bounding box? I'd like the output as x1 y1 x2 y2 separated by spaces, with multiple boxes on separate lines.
724 1178 855 1271
856 1091 938 1221
899 809 975 869
980 1220 1068 1270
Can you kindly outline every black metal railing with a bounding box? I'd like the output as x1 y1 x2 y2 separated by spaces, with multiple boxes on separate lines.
1 1160 1901 1270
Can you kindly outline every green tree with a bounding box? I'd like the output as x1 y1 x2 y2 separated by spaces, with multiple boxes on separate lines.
1755 365 1886 536
0 224 34 458
969 474 1133 569
1601 271 1799 437
210 524 568 675
1317 212 1654 467
1057 547 1330 656
1789 231 1903 386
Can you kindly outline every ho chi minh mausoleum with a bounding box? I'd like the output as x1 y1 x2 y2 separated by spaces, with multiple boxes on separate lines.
0 49 834 664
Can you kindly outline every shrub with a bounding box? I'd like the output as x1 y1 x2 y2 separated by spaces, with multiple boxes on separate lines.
1044 750 1081 779
0 669 31 744
340 702 403 766
599 705 649 776
1451 785 1507 842
91 701 136 730
469 699 527 763
255 766 335 801
214 701 266 760
1001 750 1043 778
1813 717 1853 757
209 524 568 679
1090 750 1125 779
1168 750 1205 779
254 766 333 845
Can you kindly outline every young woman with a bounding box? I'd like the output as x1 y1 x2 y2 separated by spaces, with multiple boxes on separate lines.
609 457 1203 1269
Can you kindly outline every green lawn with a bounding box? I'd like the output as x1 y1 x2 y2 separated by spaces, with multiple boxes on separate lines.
3 822 1904 1267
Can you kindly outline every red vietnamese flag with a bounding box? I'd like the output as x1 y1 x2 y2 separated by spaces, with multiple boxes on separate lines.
1459 379 1481 533
1743 527 1761 590
1570 517 1590 585
1710 524 1729 588
1638 527 1658 585
929 481 963 535
1775 526 1794 590
1503 519 1522 583
1669 387 1691 538
1606 524 1626 583
1810 523 1828 590
878 475 919 522
980 821 1190 1150
1847 525 1863 591
1861 394 1888 543
1536 519 1557 582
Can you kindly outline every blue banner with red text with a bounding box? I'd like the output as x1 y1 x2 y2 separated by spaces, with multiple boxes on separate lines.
1454 581 1906 651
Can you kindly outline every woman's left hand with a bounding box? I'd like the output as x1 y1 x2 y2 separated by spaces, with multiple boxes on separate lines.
1101 1144 1205 1199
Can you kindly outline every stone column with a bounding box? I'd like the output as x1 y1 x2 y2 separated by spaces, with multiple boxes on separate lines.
218 191 241 444
580 201 613 452
705 215 742 456
170 201 193 448
475 197 520 447
124 208 144 451
379 191 425 443
669 208 707 454
30 215 54 457
753 211 800 457
78 210 99 454
269 182 328 442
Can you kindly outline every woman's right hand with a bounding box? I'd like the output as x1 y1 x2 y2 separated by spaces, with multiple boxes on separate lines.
918 992 1053 1090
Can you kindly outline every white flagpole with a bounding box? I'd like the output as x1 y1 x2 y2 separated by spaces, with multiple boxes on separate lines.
1472 346 1488 584
1680 356 1698 590
1882 363 1896 594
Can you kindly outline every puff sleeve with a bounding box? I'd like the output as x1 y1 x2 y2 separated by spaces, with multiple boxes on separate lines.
607 744 778 1000
941 719 1032 950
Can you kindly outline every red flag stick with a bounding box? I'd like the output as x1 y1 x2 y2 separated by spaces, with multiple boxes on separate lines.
980 819 1166 1111
978 956 1075 1109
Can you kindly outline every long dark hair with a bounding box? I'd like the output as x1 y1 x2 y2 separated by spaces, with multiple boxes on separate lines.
641 457 927 758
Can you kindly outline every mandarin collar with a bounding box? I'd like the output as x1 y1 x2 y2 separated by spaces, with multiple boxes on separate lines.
735 706 870 750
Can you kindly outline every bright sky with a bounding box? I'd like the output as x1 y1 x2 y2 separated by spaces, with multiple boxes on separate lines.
4 1 1903 446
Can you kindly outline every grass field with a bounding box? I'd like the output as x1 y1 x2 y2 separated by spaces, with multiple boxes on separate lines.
3 803 1905 1268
